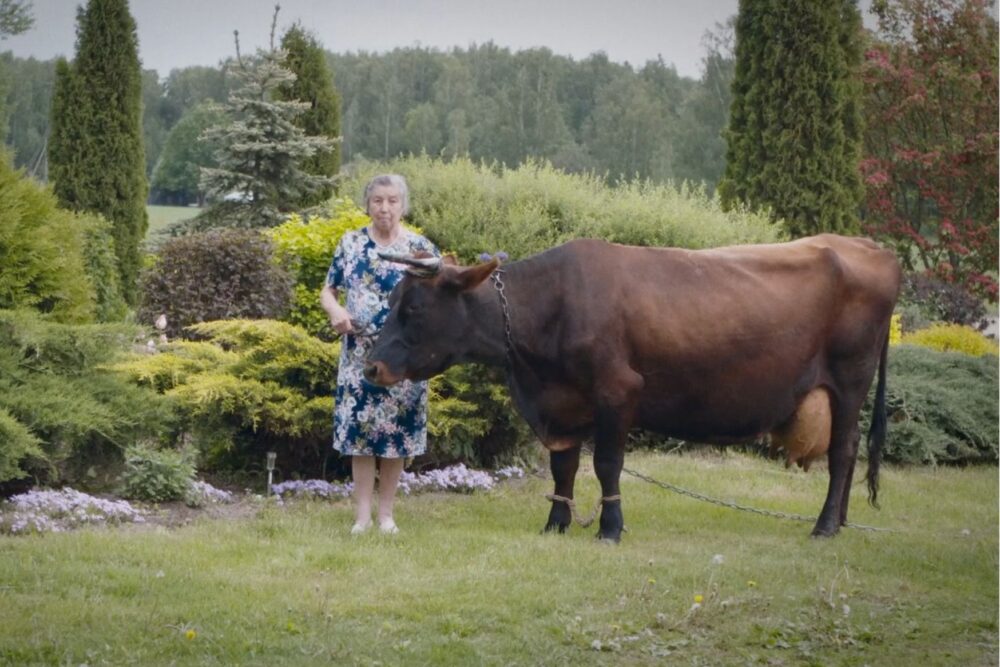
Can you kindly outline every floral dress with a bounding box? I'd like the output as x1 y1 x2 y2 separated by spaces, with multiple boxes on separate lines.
326 227 438 458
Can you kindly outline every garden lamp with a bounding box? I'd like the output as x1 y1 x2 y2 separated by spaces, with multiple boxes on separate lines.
266 451 277 496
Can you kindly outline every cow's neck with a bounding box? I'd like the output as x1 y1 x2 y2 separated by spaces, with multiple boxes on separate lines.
466 259 556 369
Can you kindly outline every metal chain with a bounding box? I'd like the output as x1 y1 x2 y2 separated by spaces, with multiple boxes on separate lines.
575 447 894 533
490 269 515 363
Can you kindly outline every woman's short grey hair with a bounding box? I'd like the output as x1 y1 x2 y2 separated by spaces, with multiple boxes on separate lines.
363 174 410 216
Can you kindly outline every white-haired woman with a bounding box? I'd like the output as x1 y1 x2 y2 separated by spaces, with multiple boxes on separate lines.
320 174 438 534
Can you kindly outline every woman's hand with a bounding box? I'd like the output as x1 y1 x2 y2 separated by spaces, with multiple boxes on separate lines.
320 286 354 335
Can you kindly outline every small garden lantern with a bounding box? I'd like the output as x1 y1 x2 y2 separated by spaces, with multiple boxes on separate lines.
266 451 277 496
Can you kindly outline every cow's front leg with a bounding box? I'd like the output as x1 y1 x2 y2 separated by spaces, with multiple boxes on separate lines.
592 403 637 542
544 444 581 534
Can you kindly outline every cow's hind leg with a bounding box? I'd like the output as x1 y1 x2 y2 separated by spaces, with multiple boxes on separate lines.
813 416 862 538
544 445 581 534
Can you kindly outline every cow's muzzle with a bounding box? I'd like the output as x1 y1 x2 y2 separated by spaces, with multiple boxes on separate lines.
363 361 404 386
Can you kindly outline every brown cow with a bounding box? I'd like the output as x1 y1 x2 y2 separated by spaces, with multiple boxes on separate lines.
364 234 901 541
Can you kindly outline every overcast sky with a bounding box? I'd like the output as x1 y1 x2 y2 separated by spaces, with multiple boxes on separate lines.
4 0 744 79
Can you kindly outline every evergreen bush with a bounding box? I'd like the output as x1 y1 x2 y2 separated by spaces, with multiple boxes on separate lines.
114 319 340 477
138 229 294 339
862 345 998 465
0 153 95 323
0 309 173 487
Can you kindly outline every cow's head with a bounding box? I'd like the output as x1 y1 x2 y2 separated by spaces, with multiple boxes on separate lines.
363 253 500 386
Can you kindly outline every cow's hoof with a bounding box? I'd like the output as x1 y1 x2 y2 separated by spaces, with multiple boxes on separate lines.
595 531 621 544
810 525 840 538
542 522 569 535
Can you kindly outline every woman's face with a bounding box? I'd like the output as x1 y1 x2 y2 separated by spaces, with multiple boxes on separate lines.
367 184 404 235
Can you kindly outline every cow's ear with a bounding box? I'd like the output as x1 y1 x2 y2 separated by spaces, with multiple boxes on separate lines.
440 258 499 292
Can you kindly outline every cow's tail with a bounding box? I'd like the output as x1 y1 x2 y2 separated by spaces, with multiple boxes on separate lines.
865 331 889 509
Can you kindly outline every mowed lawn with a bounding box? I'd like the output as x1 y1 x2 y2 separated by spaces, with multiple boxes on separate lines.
146 205 199 240
0 452 996 666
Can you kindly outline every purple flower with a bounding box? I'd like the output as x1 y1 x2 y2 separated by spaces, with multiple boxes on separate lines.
478 252 493 262
496 251 509 262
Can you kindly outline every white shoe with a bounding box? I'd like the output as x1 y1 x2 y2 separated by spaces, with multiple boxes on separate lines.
379 518 399 535
350 521 371 535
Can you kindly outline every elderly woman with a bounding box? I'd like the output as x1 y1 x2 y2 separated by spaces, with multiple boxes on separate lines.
321 174 438 535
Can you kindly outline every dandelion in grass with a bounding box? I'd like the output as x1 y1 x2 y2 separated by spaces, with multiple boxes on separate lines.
185 629 197 640
693 594 704 604
747 580 757 588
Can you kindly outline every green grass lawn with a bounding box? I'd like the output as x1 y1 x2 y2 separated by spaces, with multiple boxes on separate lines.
147 205 199 240
0 452 996 666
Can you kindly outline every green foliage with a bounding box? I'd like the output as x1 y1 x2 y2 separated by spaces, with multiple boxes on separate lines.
114 319 340 476
198 20 337 229
119 444 195 502
79 210 128 322
266 202 371 338
864 345 998 465
342 156 781 263
277 24 342 205
0 407 44 482
48 0 148 304
901 323 998 358
0 151 96 323
0 309 173 485
150 103 224 206
427 364 536 468
720 0 864 236
137 229 294 339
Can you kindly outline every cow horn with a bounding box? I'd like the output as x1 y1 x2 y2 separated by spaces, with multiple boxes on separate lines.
377 251 442 277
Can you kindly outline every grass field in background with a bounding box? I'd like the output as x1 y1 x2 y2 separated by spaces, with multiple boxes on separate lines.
147 205 199 240
0 451 996 666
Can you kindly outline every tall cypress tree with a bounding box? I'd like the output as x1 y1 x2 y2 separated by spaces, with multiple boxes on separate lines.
277 24 341 206
719 0 864 236
47 0 147 304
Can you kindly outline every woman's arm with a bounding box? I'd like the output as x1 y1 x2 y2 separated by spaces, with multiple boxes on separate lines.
320 285 354 335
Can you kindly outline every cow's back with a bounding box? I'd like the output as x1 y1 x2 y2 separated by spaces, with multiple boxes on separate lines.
530 235 900 441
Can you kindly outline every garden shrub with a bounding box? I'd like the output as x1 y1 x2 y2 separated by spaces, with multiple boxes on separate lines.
341 156 782 263
898 272 990 332
426 363 537 470
901 323 998 357
0 309 174 488
266 201 370 339
119 444 196 503
114 319 341 477
138 229 294 339
862 345 998 465
0 154 96 323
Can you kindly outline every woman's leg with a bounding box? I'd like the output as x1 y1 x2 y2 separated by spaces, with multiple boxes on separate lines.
351 455 376 529
376 457 404 528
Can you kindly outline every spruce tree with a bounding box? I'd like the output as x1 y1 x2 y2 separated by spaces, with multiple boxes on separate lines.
719 0 864 236
198 14 336 228
47 0 147 304
277 24 341 206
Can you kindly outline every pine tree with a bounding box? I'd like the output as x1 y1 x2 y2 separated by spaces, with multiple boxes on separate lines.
198 12 336 228
47 0 147 305
719 0 864 236
277 24 341 206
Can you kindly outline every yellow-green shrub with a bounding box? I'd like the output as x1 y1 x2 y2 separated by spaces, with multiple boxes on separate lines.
901 323 998 357
267 200 426 339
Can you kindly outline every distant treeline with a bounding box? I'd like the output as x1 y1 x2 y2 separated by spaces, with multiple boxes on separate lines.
2 37 735 198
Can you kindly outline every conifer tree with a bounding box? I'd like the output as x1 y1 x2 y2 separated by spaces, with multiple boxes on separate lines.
199 11 336 228
47 0 147 304
719 0 864 236
277 23 341 206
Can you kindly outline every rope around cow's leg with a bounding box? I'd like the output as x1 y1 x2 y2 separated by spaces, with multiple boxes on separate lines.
546 493 622 528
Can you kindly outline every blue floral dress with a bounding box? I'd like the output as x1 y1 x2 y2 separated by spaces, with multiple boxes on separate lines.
326 227 438 458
